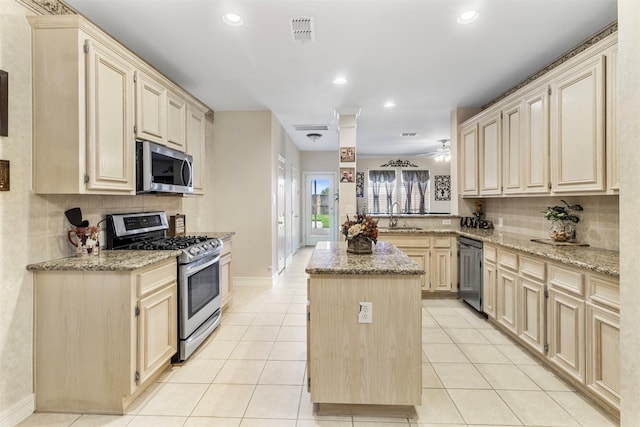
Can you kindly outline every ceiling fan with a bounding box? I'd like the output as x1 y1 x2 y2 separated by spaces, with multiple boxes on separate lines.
417 139 451 161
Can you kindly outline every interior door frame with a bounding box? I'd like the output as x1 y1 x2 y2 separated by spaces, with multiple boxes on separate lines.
303 171 338 247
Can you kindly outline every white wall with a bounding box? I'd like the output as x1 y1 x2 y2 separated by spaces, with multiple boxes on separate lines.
618 0 640 424
300 151 338 172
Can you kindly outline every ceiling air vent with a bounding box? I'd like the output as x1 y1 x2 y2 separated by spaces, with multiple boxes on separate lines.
293 124 329 132
401 132 418 137
289 17 315 43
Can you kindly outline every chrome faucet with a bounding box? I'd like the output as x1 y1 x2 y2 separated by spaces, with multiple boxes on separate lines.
389 202 401 228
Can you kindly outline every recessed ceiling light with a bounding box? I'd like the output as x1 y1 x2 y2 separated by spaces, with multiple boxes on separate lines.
333 76 347 85
223 13 243 26
457 10 479 24
384 101 395 109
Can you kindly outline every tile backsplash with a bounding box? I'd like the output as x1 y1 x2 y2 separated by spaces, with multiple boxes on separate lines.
462 195 619 251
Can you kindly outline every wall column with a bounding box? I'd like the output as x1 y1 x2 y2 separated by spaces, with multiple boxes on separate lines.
338 113 358 225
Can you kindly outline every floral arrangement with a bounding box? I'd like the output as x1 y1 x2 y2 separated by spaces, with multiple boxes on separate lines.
341 213 378 243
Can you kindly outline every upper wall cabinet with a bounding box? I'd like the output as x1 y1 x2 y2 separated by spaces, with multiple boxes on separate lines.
478 108 502 196
30 16 136 195
187 105 206 195
458 31 617 198
460 123 479 196
550 54 605 193
29 15 210 195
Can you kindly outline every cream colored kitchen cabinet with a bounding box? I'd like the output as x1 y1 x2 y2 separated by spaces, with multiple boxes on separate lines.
517 255 547 355
430 236 455 291
460 123 479 196
220 237 234 308
496 249 518 334
187 104 207 194
606 46 619 192
33 257 177 414
522 85 551 194
501 100 522 194
167 91 187 151
483 244 497 319
586 303 620 409
547 287 585 383
478 108 502 195
30 16 136 195
378 234 455 293
550 54 606 193
135 71 166 144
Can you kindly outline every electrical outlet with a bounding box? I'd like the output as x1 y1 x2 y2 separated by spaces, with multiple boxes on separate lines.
358 302 372 323
498 217 504 228
442 219 451 225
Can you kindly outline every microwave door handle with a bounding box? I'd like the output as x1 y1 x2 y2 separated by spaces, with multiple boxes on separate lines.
180 158 193 187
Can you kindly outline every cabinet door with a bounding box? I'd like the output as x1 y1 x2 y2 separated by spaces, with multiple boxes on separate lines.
523 86 551 194
137 283 177 385
547 289 585 383
502 100 522 194
220 252 233 308
400 248 429 290
550 55 605 193
483 261 497 319
167 91 187 151
187 105 206 194
586 303 620 409
479 110 502 195
135 71 166 144
606 46 619 192
430 248 452 291
497 269 518 333
85 39 136 193
518 277 546 354
460 123 479 196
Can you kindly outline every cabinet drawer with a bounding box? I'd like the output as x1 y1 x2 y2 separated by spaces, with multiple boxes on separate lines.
382 234 430 248
484 245 497 262
519 255 546 281
432 236 452 248
587 274 619 311
548 264 584 296
137 259 177 297
498 250 518 271
221 239 232 256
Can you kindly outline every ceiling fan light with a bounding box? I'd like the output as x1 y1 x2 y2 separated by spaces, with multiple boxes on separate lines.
306 133 322 142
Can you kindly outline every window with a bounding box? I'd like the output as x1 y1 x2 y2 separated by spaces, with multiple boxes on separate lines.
368 169 430 214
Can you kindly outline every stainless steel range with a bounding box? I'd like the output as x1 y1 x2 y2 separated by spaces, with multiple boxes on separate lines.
106 211 222 361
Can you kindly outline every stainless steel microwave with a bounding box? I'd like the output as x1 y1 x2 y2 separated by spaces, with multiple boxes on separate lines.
136 140 194 194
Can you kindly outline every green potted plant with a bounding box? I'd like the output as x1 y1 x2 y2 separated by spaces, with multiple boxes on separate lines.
543 200 583 242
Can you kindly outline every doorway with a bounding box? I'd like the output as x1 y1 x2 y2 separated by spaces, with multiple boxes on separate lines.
304 172 337 246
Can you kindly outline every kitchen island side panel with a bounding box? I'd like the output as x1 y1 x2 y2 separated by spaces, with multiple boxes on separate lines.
308 274 422 405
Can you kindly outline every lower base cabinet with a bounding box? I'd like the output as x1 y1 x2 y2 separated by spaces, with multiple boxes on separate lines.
586 303 620 408
517 276 546 355
34 258 178 414
547 288 586 383
220 237 233 308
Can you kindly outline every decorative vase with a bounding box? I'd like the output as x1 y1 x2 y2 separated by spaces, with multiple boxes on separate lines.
347 237 373 254
548 222 575 242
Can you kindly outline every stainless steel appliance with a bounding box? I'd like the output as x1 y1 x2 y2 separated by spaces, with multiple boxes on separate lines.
106 211 222 361
458 236 484 313
136 140 194 194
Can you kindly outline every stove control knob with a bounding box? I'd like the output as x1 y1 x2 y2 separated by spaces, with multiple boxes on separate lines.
189 247 198 255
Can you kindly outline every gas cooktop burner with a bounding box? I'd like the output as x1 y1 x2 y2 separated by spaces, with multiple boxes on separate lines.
129 236 214 250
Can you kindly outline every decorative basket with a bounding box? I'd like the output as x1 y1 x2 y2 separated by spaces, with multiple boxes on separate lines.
347 237 372 254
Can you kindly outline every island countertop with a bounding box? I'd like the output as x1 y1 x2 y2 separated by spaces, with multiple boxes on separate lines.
305 241 426 275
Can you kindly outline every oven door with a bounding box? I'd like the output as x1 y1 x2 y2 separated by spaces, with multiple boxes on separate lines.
179 254 221 339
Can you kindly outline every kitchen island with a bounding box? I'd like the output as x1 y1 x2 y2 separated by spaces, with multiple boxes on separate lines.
305 241 425 415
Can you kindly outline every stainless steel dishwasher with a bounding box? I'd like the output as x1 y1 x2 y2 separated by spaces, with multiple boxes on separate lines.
458 236 483 313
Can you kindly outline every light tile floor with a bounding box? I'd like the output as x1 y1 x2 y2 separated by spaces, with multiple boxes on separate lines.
19 248 618 427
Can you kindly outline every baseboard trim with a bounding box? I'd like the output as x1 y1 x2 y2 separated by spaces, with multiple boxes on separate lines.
0 394 34 427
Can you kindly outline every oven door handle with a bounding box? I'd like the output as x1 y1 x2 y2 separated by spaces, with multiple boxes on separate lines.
183 254 220 276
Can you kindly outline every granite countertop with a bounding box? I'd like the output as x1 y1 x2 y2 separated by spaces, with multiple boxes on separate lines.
379 227 619 277
198 231 236 240
305 241 426 275
26 250 181 272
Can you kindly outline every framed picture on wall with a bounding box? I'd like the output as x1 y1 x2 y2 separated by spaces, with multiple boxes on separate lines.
356 172 364 197
0 70 7 137
340 147 355 162
340 167 355 183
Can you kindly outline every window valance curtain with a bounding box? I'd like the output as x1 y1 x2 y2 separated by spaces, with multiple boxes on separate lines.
402 170 430 214
369 170 396 213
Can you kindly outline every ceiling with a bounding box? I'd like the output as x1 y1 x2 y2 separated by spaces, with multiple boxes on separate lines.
64 0 617 157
